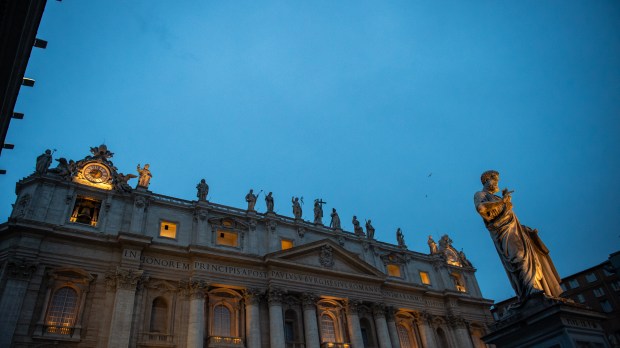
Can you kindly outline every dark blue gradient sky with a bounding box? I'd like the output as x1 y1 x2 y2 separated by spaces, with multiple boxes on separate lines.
2 1 619 302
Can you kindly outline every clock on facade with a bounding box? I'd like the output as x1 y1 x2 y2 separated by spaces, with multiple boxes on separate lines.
82 163 110 184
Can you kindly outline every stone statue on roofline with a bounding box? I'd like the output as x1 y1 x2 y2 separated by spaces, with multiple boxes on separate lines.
365 219 375 240
292 196 302 219
396 228 406 248
265 192 274 213
313 199 325 225
330 208 341 230
428 235 438 254
35 149 53 175
352 216 364 236
474 170 562 303
245 189 257 211
197 179 209 201
136 164 152 188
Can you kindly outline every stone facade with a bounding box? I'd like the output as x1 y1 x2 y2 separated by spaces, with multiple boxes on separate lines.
0 147 494 348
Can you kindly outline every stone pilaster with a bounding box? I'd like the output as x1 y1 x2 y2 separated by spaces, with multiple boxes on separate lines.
186 279 208 348
0 260 36 348
106 267 144 348
244 288 262 348
302 293 320 348
268 287 285 348
385 306 400 348
417 311 439 348
345 299 364 348
372 303 393 348
447 315 473 348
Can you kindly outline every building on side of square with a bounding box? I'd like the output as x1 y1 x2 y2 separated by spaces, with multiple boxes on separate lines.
0 145 494 348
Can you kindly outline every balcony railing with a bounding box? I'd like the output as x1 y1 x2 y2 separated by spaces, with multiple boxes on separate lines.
141 332 175 343
320 343 351 348
207 336 245 347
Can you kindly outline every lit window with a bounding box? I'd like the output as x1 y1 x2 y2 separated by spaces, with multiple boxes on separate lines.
585 273 598 283
600 300 613 313
419 271 431 285
576 294 585 303
593 288 605 297
159 221 177 239
281 239 294 250
320 314 336 342
45 287 78 335
69 195 101 226
568 279 580 289
217 231 238 247
387 264 401 278
451 273 467 292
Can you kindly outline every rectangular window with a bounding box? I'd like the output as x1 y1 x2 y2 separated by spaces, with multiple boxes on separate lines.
419 271 431 285
281 239 294 250
603 268 614 277
560 283 568 291
217 231 238 247
568 279 580 289
69 195 102 226
600 300 613 313
576 294 585 303
387 264 401 278
159 221 177 239
593 287 605 297
585 273 598 283
611 281 620 292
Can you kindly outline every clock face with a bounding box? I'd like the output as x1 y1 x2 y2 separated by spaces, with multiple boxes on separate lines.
83 163 110 183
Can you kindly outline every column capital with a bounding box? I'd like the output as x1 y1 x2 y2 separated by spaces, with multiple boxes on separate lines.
268 287 284 305
301 293 317 309
446 314 466 329
384 306 396 321
244 288 263 305
187 278 208 299
6 259 37 280
345 299 362 315
105 267 144 290
372 303 386 318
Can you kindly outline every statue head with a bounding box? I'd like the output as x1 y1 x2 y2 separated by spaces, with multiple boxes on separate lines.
332 208 336 213
201 179 206 184
481 170 499 193
144 164 150 169
45 149 51 155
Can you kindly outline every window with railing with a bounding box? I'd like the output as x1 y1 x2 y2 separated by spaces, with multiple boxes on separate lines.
397 324 413 348
320 314 337 342
45 287 78 335
213 304 232 336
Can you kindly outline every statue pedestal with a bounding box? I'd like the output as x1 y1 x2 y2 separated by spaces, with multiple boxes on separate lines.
484 293 611 348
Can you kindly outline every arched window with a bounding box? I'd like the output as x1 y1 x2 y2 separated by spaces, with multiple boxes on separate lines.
45 287 78 334
320 314 337 342
213 304 231 336
149 297 168 333
397 324 414 348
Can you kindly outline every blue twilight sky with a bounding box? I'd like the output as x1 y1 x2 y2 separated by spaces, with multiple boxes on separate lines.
1 1 619 302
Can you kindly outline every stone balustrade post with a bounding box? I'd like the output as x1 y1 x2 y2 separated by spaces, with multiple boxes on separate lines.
302 293 321 348
372 303 393 348
345 299 364 348
186 279 208 348
268 287 285 348
106 267 144 348
244 289 262 348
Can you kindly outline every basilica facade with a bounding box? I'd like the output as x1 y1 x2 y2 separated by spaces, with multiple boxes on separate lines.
0 145 494 348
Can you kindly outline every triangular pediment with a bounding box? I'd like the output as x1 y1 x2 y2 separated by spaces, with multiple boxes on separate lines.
264 239 385 278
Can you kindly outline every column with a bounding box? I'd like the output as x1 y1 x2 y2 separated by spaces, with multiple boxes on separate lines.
107 268 143 348
417 312 438 348
385 306 400 348
302 293 320 348
186 279 207 348
372 303 393 348
244 289 262 348
345 300 364 348
447 315 473 348
268 288 285 348
0 260 36 348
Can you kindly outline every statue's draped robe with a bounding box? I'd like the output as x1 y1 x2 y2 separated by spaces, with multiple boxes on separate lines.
474 191 563 301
